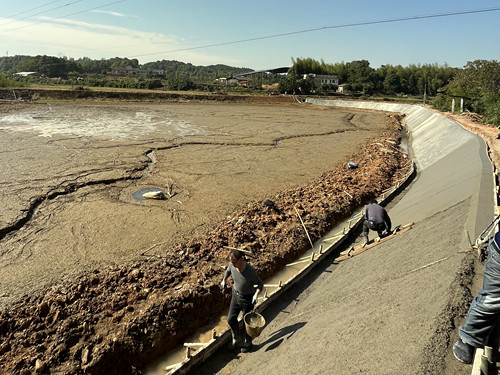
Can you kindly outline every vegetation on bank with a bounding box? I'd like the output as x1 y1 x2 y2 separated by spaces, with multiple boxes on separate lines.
1 55 499 126
0 75 22 88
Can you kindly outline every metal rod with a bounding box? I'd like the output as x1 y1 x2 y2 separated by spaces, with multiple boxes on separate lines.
294 207 314 248
286 258 311 267
324 232 344 241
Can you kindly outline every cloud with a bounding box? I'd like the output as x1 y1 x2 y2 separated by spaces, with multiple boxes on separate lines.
90 10 136 18
0 17 241 65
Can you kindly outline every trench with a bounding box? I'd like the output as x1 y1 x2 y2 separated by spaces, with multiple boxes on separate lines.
142 141 412 375
142 213 365 375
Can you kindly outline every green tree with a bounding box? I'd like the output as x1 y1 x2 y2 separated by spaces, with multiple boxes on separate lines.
443 60 500 125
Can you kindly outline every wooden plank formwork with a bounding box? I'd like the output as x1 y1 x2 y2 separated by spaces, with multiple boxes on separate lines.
166 161 416 374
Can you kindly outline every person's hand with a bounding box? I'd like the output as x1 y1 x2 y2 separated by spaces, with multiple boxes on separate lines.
220 279 226 289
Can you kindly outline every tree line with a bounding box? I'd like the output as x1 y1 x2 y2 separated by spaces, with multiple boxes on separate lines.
281 57 457 97
0 55 253 89
0 55 499 126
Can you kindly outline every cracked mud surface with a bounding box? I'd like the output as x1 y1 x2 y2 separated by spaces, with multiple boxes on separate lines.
0 98 408 374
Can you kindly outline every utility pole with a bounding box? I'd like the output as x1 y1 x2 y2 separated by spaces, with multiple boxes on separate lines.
423 83 427 105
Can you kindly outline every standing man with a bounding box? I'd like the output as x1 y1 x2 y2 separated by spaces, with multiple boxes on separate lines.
363 198 392 244
453 231 500 364
221 249 263 353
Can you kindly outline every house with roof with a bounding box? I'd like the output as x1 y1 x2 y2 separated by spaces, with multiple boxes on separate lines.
303 73 339 88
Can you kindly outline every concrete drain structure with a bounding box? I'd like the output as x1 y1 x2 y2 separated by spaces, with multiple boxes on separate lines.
143 160 416 375
148 99 497 374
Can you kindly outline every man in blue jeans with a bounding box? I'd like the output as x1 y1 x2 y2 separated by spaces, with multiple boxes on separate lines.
454 231 500 364
221 249 263 353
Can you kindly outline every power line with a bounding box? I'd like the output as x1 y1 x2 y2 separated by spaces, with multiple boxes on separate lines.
0 0 84 28
130 7 500 59
0 0 128 33
3 0 63 19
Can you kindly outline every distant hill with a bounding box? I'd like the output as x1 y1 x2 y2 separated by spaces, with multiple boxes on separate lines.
0 55 253 81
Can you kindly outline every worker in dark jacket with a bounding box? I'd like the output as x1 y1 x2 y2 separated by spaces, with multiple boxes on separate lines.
221 249 263 353
453 231 500 364
363 198 392 244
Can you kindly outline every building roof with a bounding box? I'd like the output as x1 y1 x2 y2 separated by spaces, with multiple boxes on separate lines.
233 67 290 78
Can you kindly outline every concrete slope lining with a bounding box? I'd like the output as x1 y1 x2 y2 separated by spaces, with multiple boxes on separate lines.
306 98 495 240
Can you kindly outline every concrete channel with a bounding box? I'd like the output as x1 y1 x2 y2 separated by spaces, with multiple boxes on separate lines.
147 100 496 374
306 99 496 238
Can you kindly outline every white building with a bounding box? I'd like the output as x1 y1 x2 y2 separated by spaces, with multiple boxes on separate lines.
303 74 339 87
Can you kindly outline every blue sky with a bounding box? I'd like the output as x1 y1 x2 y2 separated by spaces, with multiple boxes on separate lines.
1 0 499 70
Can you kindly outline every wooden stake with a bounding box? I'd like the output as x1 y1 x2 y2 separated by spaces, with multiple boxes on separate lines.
294 207 314 248
485 346 493 363
319 244 323 254
165 363 181 371
212 329 217 339
184 342 205 347
185 346 191 359
480 355 490 375
472 348 484 375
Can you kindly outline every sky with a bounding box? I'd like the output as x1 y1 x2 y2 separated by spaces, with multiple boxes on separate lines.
1 0 500 70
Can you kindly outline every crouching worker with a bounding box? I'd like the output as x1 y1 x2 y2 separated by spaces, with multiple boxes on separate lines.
363 198 392 244
221 249 263 353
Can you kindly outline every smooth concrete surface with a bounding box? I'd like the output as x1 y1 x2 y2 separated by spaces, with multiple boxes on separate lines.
306 99 495 240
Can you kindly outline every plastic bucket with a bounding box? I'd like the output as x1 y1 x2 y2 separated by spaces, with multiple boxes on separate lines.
244 311 266 338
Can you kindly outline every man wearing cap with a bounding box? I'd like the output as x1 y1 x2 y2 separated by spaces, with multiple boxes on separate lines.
221 249 263 353
453 231 500 364
363 198 392 244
